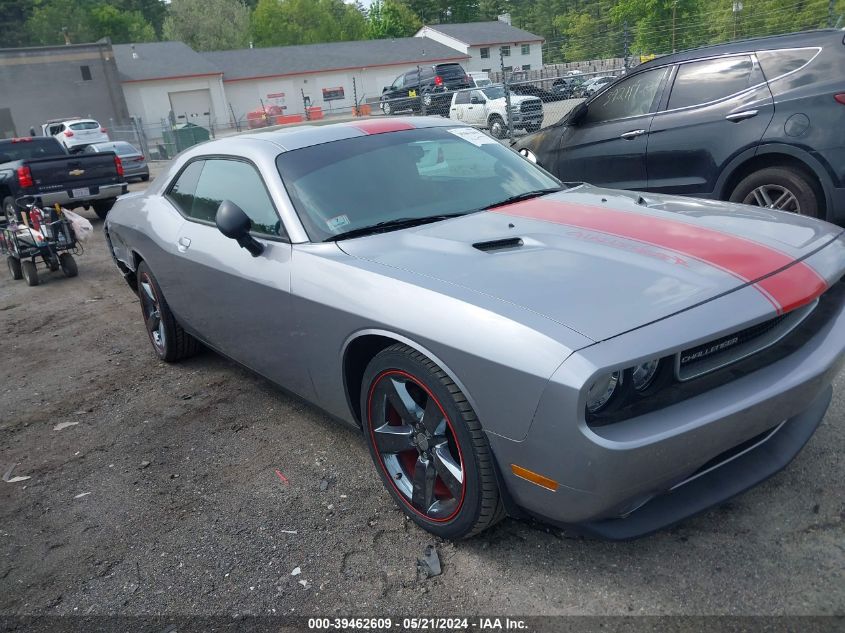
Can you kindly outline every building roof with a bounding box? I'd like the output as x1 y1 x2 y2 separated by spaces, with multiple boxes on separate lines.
418 21 544 46
112 41 222 82
203 37 469 82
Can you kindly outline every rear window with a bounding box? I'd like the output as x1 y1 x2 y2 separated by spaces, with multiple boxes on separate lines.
112 142 139 156
0 138 65 161
668 56 757 109
69 121 100 131
756 48 819 81
435 64 466 77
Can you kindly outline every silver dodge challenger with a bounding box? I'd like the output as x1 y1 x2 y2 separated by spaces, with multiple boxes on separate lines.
104 117 845 540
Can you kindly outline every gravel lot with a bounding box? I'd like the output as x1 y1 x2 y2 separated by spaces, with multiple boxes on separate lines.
0 162 843 620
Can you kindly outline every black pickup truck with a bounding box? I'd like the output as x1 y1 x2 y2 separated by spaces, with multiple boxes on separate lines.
0 136 127 221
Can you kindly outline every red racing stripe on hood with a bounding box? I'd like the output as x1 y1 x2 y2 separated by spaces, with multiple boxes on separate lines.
347 120 415 135
492 198 827 314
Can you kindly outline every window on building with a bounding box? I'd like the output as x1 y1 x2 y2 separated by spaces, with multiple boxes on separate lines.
503 66 513 73
481 68 491 74
521 44 530 55
501 45 511 57
80 65 92 81
522 65 531 71
480 47 489 59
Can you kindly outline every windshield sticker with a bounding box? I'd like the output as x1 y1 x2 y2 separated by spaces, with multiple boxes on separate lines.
326 214 350 231
446 127 497 146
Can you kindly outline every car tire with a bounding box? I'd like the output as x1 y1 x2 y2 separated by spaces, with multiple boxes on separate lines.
489 115 507 139
136 261 201 362
7 256 22 280
729 167 820 217
3 196 19 224
93 199 115 220
141 175 150 182
59 253 78 278
21 260 38 286
361 344 504 539
381 100 392 116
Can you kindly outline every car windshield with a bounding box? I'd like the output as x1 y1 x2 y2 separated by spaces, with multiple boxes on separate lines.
275 126 561 242
481 86 506 100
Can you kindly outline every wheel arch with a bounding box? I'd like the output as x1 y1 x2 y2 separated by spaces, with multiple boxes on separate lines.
341 329 482 429
716 144 835 220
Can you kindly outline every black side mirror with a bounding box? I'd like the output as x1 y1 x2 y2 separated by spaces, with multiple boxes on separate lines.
470 96 480 104
215 200 264 257
566 102 588 126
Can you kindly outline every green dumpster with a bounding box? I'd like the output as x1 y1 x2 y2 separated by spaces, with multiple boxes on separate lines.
162 123 211 155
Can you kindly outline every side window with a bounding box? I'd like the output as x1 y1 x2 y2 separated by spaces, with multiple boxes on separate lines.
471 90 485 102
454 90 470 105
668 55 755 110
192 159 283 237
404 71 419 87
584 67 669 123
166 160 204 216
391 74 404 89
756 48 818 81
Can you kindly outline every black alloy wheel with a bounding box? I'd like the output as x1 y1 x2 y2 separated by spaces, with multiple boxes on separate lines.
136 261 200 362
362 344 504 539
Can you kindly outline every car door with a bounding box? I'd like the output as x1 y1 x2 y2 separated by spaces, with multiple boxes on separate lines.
466 90 489 126
547 66 670 189
450 89 470 121
646 54 774 196
383 73 405 107
161 157 308 396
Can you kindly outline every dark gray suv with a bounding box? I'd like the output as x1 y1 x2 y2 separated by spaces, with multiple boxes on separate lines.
516 29 845 221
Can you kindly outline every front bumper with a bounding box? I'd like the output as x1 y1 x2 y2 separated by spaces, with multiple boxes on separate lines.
39 183 128 208
489 279 845 539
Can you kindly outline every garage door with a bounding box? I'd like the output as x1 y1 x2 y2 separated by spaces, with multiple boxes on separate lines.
169 89 213 125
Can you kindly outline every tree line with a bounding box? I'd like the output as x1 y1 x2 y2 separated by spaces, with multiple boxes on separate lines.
1 0 842 62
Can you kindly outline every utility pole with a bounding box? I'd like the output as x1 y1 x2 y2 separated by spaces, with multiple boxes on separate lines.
671 1 677 52
733 1 743 40
623 21 630 70
500 46 513 142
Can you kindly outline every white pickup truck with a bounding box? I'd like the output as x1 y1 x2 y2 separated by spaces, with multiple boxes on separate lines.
449 85 543 139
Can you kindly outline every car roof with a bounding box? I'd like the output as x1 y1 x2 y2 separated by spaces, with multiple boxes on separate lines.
184 117 462 157
637 28 844 70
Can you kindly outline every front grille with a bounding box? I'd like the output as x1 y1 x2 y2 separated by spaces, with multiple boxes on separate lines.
520 100 542 114
676 302 815 381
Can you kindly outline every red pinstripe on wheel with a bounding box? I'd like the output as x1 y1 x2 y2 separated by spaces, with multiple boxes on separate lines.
491 199 828 314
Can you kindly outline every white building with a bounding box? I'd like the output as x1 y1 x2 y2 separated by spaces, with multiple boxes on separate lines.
111 22 544 128
113 42 229 128
204 38 469 122
415 21 544 74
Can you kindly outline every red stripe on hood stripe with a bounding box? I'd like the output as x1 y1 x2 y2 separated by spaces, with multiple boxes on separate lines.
347 120 414 135
492 199 827 314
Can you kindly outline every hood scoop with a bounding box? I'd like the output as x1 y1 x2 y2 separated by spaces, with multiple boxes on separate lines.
473 237 524 252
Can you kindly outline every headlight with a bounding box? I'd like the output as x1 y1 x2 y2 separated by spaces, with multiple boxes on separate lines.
631 359 660 392
586 371 621 413
519 148 537 163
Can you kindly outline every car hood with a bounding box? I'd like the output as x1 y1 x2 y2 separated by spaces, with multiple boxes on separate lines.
337 185 842 341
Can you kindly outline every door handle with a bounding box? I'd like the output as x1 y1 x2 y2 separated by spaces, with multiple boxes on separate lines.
177 236 191 252
725 110 758 122
620 129 646 140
